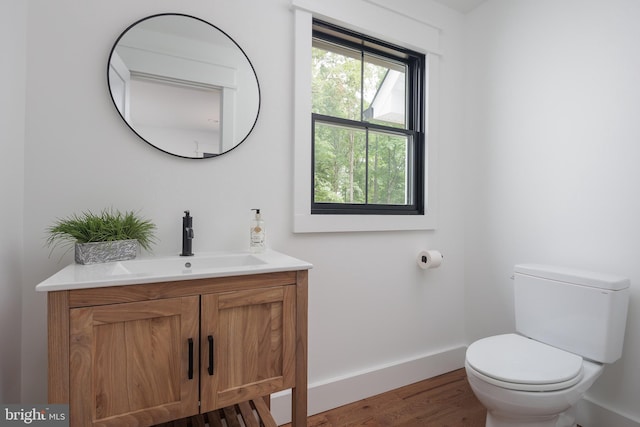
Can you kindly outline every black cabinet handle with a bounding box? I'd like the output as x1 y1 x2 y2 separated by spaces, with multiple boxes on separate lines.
208 335 214 375
188 338 194 380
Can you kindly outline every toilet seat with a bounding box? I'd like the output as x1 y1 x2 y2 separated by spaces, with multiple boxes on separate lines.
466 334 584 392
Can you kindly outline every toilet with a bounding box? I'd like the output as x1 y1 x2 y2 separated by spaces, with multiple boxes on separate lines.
465 264 630 427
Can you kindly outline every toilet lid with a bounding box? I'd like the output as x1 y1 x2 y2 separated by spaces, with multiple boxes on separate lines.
466 334 584 391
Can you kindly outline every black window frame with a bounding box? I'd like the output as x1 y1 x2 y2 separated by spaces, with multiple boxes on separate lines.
311 20 426 216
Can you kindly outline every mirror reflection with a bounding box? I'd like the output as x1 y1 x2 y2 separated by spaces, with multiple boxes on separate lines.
108 14 260 158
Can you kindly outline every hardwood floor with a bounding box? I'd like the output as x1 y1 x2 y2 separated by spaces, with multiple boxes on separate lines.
281 368 487 427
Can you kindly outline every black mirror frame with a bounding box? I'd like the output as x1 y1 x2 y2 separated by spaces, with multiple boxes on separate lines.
107 13 261 159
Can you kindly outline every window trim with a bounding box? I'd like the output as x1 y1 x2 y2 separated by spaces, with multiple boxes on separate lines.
292 3 440 233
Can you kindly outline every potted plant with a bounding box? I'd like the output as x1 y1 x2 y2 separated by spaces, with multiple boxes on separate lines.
46 208 157 264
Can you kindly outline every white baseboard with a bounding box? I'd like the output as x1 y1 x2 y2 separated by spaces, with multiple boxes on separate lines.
577 396 640 427
270 345 467 425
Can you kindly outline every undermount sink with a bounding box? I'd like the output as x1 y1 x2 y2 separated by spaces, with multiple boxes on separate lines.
35 249 312 292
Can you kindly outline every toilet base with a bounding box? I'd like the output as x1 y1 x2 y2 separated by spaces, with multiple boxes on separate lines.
486 412 559 427
485 407 577 427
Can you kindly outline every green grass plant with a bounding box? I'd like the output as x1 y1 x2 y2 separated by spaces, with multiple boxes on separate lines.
46 208 157 254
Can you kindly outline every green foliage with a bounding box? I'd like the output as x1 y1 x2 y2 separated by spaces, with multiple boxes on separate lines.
46 209 157 253
313 123 366 203
312 47 362 121
312 45 409 205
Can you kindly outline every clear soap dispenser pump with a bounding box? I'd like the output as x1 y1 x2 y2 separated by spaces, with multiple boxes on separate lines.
250 209 266 253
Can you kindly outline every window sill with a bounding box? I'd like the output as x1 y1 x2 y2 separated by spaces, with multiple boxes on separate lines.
293 212 436 233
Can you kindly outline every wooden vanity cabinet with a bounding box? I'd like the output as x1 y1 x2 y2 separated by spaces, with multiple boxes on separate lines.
69 296 200 426
47 270 308 427
200 285 296 412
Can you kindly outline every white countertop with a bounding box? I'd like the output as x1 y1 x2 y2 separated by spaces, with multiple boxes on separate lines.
36 249 312 292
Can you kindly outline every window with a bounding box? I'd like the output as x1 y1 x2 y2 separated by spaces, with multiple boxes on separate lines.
311 20 425 215
292 4 439 233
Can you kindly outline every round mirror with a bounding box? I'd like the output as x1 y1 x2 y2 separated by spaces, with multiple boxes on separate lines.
107 13 260 158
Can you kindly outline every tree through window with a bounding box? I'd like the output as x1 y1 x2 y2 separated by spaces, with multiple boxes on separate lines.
311 20 425 215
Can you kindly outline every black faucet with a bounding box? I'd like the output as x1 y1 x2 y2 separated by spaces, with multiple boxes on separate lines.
181 210 194 256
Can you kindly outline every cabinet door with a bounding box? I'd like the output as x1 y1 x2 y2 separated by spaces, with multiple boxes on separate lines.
70 296 199 427
201 286 296 411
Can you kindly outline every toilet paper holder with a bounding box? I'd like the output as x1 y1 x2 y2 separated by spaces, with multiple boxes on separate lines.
417 250 443 269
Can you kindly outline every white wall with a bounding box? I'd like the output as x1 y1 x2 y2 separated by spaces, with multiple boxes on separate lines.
464 0 640 423
0 0 26 403
19 0 468 413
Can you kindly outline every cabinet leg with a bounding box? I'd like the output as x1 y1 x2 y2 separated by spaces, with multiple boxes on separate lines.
291 386 307 427
293 271 308 427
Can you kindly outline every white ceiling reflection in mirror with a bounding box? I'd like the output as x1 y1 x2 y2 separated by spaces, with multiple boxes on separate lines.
432 0 487 14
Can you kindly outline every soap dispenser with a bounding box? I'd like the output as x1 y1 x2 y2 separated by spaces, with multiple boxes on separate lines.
249 209 266 253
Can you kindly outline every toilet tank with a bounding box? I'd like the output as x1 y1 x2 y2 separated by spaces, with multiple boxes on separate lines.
514 264 630 363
